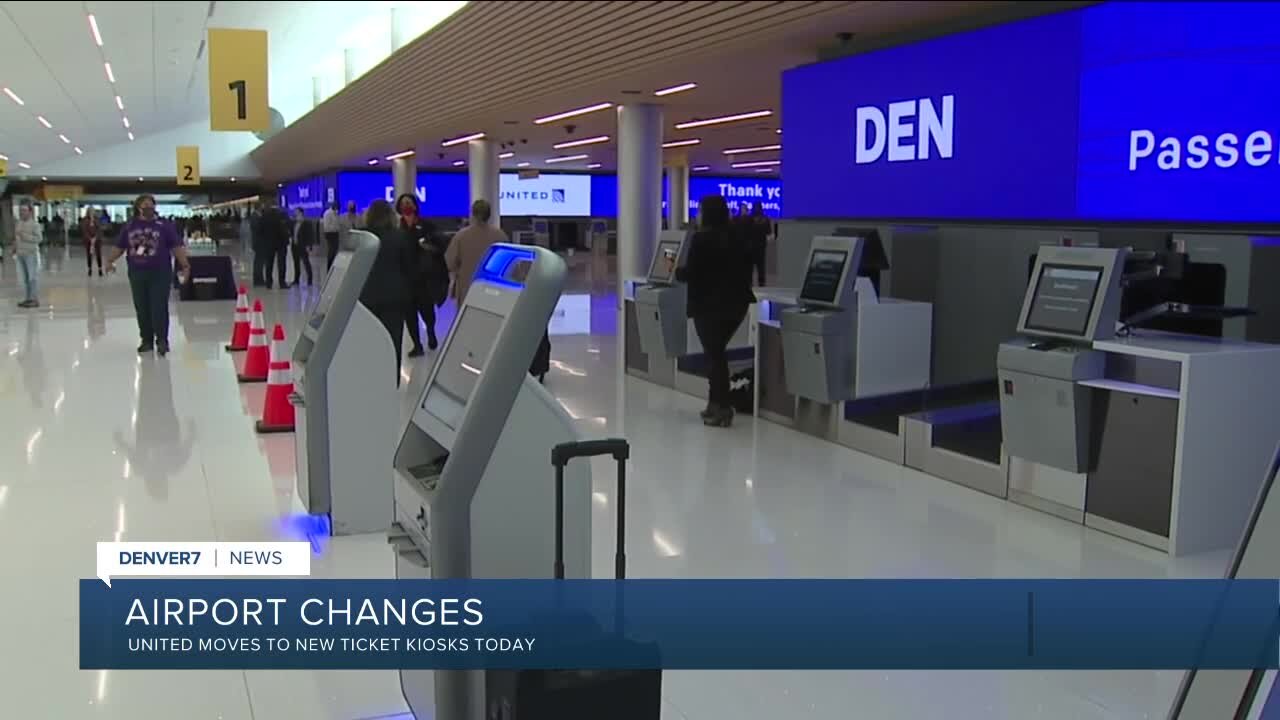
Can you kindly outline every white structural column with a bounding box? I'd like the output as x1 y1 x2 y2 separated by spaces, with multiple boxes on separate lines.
389 7 412 52
617 104 664 294
343 48 359 86
311 77 323 108
392 157 416 203
468 139 500 226
666 156 690 229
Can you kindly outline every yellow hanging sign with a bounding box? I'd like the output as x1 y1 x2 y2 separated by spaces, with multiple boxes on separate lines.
207 28 269 131
176 146 201 185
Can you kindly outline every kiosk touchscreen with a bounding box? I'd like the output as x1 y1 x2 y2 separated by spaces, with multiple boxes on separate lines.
1168 446 1280 720
779 235 864 403
998 247 1127 473
391 245 591 720
634 229 693 358
292 230 398 535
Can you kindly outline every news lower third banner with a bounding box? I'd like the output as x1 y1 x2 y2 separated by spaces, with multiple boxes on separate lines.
80 579 1278 671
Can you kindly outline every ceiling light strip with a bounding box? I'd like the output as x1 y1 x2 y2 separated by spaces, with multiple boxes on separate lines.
37 116 52 129
498 152 514 159
545 154 589 164
18 162 31 169
723 144 781 155
662 139 700 148
654 82 697 97
675 109 772 130
441 132 485 147
586 163 602 169
553 135 609 150
731 159 781 168
88 14 104 46
58 134 70 144
534 102 613 125
692 165 711 171
384 149 416 160
451 160 465 166
104 62 115 83
3 88 24 105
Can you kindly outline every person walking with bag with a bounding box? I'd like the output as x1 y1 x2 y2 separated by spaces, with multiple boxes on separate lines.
397 193 449 356
105 194 190 356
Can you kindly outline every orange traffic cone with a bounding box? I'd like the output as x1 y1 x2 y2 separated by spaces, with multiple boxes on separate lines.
255 324 295 433
225 286 251 351
237 300 269 383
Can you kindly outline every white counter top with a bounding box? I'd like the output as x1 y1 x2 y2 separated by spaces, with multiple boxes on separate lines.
1094 330 1280 361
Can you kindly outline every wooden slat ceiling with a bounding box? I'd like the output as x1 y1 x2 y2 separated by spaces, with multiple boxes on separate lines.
252 1 1023 180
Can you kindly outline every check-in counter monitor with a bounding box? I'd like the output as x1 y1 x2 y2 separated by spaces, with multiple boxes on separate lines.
998 247 1126 472
292 230 398 534
634 230 692 358
532 218 550 248
393 244 590 720
779 235 864 403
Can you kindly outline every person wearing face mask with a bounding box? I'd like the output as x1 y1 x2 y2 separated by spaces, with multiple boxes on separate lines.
396 193 449 356
106 194 191 356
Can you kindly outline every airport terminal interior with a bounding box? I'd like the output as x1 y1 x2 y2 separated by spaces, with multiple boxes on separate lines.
1 2 1278 719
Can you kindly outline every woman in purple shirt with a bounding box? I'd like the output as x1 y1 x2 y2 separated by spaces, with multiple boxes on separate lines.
106 194 191 356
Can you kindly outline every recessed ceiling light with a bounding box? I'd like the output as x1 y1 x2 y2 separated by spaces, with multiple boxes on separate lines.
230 177 237 182
3 87 24 105
452 160 465 167
127 131 134 141
545 154 589 164
277 183 283 188
723 144 781 155
104 62 115 83
776 129 782 135
122 117 130 128
58 134 70 144
731 159 780 168
137 176 143 181
18 162 31 169
366 158 379 165
754 168 774 173
115 95 124 110
88 14 103 46
74 147 82 154
384 149 415 160
586 163 602 169
674 109 772 130
654 82 697 97
691 165 711 171
534 102 613 125
662 139 700 148
516 161 531 168
37 116 52 129
441 132 485 147
41 176 47 181
498 152 514 159
553 135 609 150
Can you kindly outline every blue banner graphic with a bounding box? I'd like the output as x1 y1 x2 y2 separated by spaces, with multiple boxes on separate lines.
782 1 1280 224
81 579 1279 671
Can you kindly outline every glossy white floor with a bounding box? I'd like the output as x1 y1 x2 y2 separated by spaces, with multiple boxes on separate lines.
0 245 1228 720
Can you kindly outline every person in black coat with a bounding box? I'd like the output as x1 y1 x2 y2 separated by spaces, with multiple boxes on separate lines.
359 200 416 384
289 208 316 286
252 203 290 289
676 195 756 427
396 193 449 356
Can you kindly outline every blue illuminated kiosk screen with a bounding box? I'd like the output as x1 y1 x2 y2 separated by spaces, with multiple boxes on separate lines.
648 240 681 284
308 255 350 330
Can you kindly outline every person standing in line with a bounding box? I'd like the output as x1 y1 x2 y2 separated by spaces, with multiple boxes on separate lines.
445 199 507 306
676 195 756 427
321 202 340 270
265 203 291 289
81 208 104 277
290 208 315 287
12 205 43 308
358 200 416 384
105 194 191 356
397 193 448 356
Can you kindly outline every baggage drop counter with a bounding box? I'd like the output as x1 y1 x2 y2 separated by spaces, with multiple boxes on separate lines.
291 230 398 536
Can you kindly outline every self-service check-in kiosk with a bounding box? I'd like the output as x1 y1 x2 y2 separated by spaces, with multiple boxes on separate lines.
291 230 398 535
391 244 590 720
778 234 932 405
634 230 692 360
998 247 1127 473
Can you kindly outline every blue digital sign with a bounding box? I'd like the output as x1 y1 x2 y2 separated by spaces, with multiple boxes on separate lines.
335 171 469 218
661 176 783 219
280 174 334 217
782 2 1280 225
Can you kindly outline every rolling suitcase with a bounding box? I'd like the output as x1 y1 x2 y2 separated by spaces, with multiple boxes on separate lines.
485 439 662 720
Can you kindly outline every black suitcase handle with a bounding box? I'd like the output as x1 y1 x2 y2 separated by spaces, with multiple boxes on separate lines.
553 438 629 580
